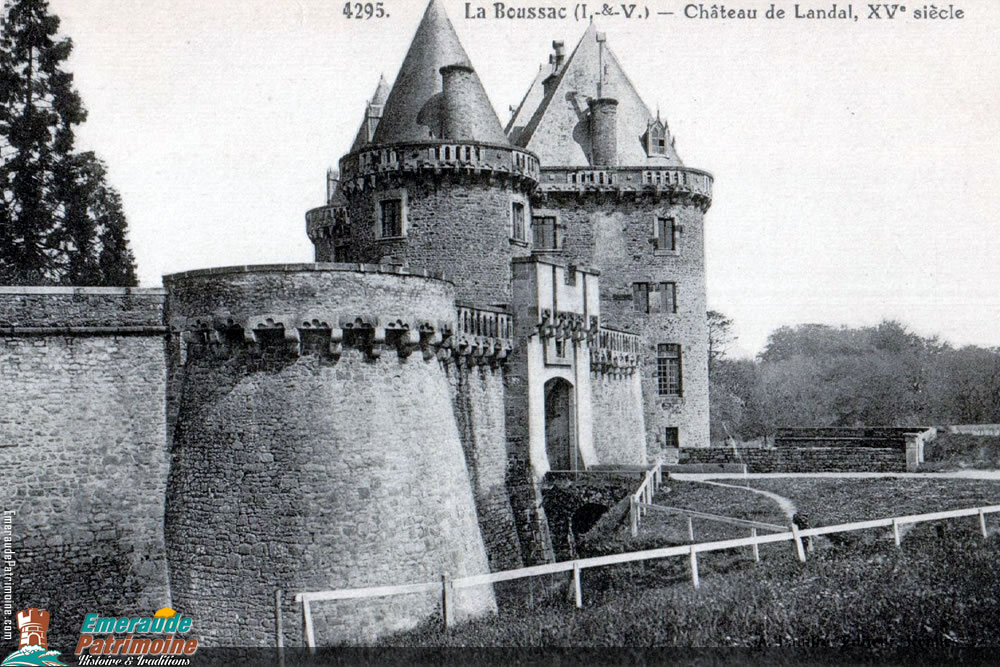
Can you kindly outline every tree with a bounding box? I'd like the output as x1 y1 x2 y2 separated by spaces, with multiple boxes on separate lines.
0 0 136 286
707 310 734 369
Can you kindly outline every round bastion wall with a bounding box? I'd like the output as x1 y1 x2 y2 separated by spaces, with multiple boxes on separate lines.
163 264 495 646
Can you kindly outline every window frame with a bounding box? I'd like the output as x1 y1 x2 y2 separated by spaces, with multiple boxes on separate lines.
633 281 677 314
654 216 678 252
376 190 408 240
531 209 561 251
511 200 528 243
656 343 683 397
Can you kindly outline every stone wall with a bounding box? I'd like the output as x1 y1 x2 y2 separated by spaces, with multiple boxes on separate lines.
679 447 906 473
339 177 533 306
590 371 647 465
447 363 523 571
537 192 711 454
0 287 171 649
164 266 495 646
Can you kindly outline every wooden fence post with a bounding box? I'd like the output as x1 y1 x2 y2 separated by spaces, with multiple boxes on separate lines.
689 547 699 588
301 599 315 652
687 516 695 542
630 497 638 537
441 574 453 630
791 525 807 562
572 563 583 608
892 519 901 547
274 590 284 649
751 527 760 563
979 509 988 538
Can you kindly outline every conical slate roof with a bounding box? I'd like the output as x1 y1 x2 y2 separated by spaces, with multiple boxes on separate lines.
371 0 509 146
510 24 683 167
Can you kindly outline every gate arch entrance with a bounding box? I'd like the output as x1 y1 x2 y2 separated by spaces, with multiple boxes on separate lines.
544 378 577 471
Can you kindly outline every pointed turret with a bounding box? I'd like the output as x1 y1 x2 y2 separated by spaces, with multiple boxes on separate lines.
372 0 509 145
321 0 538 305
510 24 683 167
350 74 392 152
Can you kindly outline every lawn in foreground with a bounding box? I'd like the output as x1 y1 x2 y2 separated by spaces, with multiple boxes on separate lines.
380 535 1000 648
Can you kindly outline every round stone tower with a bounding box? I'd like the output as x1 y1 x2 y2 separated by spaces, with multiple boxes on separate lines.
307 0 538 306
508 25 714 452
164 264 495 646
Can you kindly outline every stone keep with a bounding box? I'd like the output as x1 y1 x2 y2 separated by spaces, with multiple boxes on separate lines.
1 0 712 648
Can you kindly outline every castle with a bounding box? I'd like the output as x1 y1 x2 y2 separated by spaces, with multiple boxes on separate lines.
0 0 711 647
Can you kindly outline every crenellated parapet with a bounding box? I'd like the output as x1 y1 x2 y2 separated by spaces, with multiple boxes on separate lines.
337 141 539 194
453 303 514 365
165 264 459 363
534 166 713 210
305 204 350 242
590 326 641 376
536 309 598 345
169 311 460 363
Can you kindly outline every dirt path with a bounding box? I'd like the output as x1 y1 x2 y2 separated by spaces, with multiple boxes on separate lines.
683 478 798 523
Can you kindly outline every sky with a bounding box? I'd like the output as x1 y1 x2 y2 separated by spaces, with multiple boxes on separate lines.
45 0 1000 357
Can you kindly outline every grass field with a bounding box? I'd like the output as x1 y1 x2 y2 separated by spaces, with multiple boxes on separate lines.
376 477 1000 648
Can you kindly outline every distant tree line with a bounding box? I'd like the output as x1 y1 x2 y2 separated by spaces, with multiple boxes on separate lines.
709 315 1000 443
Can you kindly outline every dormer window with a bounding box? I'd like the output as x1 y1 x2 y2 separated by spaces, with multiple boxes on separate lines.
646 119 668 156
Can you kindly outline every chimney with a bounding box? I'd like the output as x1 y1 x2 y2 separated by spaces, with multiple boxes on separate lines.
588 97 619 166
551 40 566 70
326 168 340 204
439 64 478 140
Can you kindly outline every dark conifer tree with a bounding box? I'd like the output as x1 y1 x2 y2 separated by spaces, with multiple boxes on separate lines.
0 0 137 285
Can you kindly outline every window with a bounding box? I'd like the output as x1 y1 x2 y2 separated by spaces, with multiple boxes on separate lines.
656 344 682 396
656 217 677 251
511 202 526 241
664 427 679 448
545 336 571 366
379 199 403 238
333 245 349 262
633 282 677 314
659 282 677 313
646 120 668 156
532 215 558 250
633 282 649 313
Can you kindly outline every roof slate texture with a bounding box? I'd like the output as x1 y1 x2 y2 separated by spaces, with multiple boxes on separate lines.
509 24 683 168
371 0 509 147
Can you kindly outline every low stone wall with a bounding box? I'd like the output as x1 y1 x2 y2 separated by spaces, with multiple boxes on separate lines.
949 424 1000 437
679 447 906 473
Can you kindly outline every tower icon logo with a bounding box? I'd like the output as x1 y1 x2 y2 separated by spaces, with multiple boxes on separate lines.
1 609 65 666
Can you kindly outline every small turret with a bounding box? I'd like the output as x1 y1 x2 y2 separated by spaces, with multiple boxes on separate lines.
588 97 618 166
439 64 483 140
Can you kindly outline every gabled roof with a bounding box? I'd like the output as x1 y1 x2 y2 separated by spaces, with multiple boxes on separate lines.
509 24 683 168
506 65 558 146
371 0 509 146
